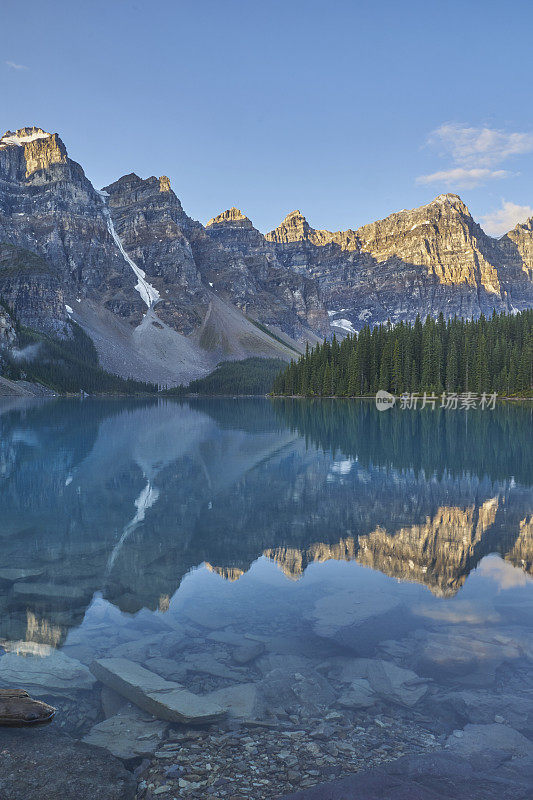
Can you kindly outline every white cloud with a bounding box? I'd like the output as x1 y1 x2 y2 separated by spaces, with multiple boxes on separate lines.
416 167 511 189
5 60 28 71
417 122 533 189
429 123 533 168
480 199 533 237
477 554 530 590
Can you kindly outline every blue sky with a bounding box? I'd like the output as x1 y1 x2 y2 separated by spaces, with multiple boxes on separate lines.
1 0 532 236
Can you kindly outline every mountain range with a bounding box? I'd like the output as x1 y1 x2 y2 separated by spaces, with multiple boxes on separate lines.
1 126 533 385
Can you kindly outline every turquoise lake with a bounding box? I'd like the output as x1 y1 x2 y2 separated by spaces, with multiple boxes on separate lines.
0 398 532 798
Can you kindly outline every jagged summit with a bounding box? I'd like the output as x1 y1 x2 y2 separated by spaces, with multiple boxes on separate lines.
0 122 532 377
266 209 313 244
360 194 472 233
103 172 144 189
0 126 72 183
103 173 182 206
428 193 470 214
206 207 252 227
266 195 474 248
434 192 463 204
0 127 52 148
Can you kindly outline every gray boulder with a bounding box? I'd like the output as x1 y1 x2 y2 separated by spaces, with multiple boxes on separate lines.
83 705 168 760
446 723 533 759
0 644 95 697
91 657 226 724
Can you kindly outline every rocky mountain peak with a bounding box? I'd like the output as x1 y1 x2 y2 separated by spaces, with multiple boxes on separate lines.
206 208 253 228
500 215 533 279
0 126 68 181
427 193 472 217
354 194 500 293
265 210 312 244
0 127 52 148
103 173 188 219
510 216 533 234
266 212 359 251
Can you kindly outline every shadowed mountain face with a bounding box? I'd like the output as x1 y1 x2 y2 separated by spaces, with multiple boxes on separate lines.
0 398 531 647
0 129 327 384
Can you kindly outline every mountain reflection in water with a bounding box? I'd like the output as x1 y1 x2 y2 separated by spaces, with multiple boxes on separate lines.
0 397 531 649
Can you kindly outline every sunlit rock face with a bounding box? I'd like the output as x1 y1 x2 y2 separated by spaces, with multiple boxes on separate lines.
502 218 533 274
506 516 533 575
354 195 501 292
266 195 533 330
263 539 358 580
266 209 360 250
498 218 533 300
0 128 67 181
357 500 500 597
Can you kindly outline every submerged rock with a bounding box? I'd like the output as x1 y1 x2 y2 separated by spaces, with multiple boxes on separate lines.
204 683 265 720
435 688 533 737
260 666 336 716
308 590 408 653
446 723 533 759
333 657 428 707
0 644 96 697
232 641 265 665
91 657 226 724
412 628 522 682
182 652 246 680
83 705 168 760
337 678 376 709
0 689 56 726
0 568 45 583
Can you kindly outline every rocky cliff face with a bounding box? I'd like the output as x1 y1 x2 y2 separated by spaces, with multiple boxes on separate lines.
267 194 533 331
0 128 328 382
2 125 533 382
0 301 16 360
101 180 329 341
202 208 330 339
0 127 146 330
102 173 208 334
0 242 65 333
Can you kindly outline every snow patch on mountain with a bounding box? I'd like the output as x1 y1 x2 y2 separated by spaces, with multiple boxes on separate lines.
0 130 51 147
99 200 160 309
331 318 356 334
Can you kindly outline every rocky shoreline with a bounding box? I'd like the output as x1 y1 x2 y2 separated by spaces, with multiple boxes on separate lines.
1 577 533 799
